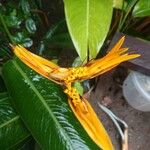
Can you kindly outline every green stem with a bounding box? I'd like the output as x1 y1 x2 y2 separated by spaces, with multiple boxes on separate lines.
118 0 125 32
119 0 139 32
0 14 14 43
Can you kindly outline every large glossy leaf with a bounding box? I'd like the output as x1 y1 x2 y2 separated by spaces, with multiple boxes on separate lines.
64 0 113 61
133 0 150 17
2 58 101 150
0 92 30 150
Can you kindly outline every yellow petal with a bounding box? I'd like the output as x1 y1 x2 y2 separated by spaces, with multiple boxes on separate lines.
78 37 140 81
12 45 53 75
11 45 70 84
68 98 114 150
107 36 125 56
83 53 140 79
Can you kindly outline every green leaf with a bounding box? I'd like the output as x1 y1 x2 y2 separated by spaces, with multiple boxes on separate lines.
12 32 33 47
37 20 67 55
12 32 24 43
25 18 37 34
37 20 73 57
2 58 101 150
0 92 30 150
113 0 123 9
73 82 84 96
22 38 33 48
118 0 138 31
5 10 22 28
47 33 73 48
0 49 10 60
64 0 113 61
20 0 31 15
133 0 150 17
44 20 67 40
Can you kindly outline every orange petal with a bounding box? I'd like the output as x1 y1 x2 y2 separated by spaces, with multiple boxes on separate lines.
86 54 140 78
11 45 70 84
12 45 54 75
69 98 114 150
107 36 125 56
79 37 140 80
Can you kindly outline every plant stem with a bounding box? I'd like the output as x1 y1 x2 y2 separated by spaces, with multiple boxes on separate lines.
31 9 49 26
98 103 124 140
119 0 139 32
0 14 14 43
98 103 128 150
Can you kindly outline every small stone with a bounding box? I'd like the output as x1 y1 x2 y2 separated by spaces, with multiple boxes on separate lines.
101 96 113 107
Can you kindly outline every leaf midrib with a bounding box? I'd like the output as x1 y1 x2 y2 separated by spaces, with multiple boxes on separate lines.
0 97 9 101
86 0 90 48
0 96 19 129
12 60 75 150
7 134 30 150
0 116 20 129
135 8 150 16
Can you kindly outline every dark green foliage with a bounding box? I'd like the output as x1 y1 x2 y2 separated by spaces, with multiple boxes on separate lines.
0 92 30 150
0 0 37 47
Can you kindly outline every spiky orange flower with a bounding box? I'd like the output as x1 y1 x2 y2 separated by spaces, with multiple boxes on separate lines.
11 37 140 150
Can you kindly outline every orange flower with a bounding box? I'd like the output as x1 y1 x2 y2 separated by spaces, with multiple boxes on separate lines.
11 36 140 150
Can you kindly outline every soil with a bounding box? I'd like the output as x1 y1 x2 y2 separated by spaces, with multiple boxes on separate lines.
89 67 150 150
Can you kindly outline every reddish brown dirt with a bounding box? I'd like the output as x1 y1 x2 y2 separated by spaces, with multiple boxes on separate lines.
89 67 150 150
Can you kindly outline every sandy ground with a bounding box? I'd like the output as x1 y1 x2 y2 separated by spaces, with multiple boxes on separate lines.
89 68 150 150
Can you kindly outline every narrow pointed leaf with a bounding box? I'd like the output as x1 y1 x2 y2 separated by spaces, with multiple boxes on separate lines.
133 0 150 17
2 58 101 150
64 0 113 61
0 92 30 150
